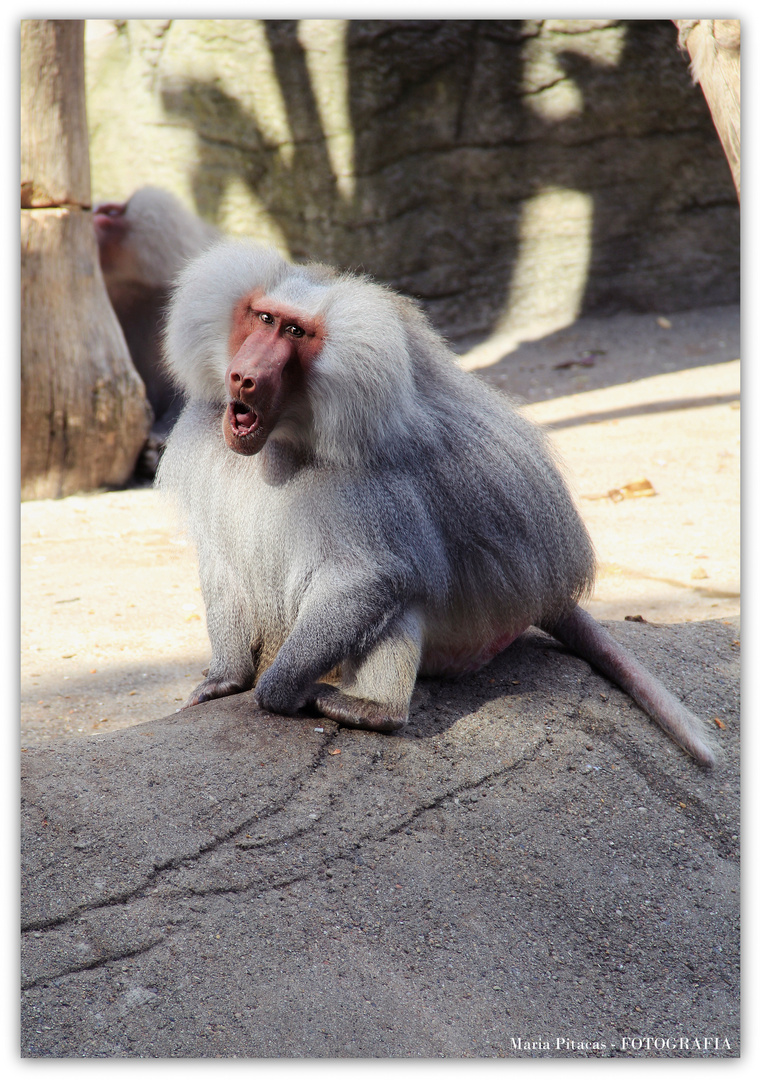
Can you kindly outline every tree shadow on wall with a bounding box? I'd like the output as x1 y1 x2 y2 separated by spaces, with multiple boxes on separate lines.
160 19 738 349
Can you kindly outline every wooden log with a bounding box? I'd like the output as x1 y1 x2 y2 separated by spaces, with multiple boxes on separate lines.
676 19 740 200
20 20 151 499
21 207 152 499
20 20 91 209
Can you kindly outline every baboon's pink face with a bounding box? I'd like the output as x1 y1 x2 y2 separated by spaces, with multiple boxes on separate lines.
223 291 324 455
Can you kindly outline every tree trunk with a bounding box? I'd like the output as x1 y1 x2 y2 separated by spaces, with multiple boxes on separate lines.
675 19 741 200
20 19 151 500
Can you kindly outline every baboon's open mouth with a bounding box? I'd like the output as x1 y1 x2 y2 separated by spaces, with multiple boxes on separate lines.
227 401 260 437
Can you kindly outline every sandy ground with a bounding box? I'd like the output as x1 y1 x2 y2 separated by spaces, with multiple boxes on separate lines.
20 304 740 745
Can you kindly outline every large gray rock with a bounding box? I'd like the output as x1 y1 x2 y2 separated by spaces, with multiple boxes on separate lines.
86 19 739 346
21 619 739 1058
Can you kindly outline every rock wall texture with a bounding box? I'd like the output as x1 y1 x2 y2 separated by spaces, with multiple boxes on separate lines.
85 18 739 346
